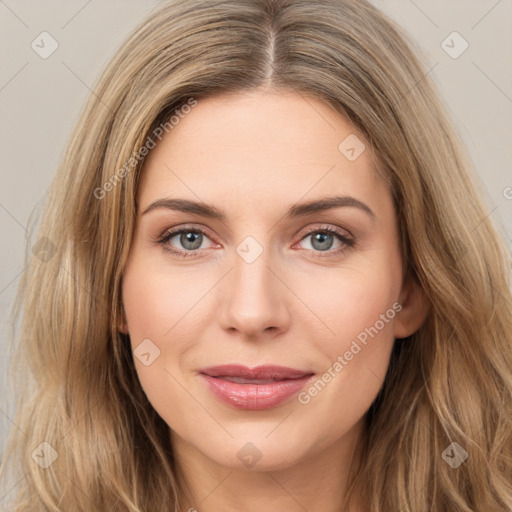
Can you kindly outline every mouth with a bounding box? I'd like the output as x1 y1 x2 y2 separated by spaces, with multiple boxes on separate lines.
198 364 315 410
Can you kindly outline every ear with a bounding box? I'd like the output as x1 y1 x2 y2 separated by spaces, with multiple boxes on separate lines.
117 304 129 335
394 275 430 339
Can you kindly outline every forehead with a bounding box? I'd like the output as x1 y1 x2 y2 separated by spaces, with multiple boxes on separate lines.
137 90 386 214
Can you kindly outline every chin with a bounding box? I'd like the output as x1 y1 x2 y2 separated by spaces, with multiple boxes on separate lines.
207 437 306 472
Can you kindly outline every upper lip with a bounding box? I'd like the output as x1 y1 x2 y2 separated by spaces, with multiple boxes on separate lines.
199 364 314 380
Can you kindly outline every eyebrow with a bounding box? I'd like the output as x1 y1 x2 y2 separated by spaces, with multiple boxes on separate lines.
141 195 376 221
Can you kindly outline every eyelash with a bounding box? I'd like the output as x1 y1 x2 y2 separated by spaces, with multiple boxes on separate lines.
156 224 356 259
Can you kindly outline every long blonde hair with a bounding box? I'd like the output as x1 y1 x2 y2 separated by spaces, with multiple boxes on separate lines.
2 0 511 510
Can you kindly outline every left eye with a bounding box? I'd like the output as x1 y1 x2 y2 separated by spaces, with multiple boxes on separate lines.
298 230 344 251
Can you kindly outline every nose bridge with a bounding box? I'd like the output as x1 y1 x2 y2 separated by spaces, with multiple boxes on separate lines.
218 233 289 336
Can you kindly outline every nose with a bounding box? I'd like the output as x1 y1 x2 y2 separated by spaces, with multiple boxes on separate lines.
217 245 291 339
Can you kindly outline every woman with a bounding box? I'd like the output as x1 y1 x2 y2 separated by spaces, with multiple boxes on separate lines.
2 0 511 510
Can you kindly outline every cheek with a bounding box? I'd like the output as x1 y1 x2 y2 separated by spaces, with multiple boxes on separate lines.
295 261 401 353
121 255 216 410
121 263 189 425
294 270 400 432
121 255 208 344
292 260 401 411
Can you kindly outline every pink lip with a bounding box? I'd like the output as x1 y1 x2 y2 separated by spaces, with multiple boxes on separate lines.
199 364 315 410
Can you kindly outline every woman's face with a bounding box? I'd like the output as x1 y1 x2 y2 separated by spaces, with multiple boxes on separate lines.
121 89 424 472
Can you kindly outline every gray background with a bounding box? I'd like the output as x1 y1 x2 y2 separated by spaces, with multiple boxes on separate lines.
1 0 511 491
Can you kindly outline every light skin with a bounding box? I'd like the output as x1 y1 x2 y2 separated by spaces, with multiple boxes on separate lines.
120 89 430 512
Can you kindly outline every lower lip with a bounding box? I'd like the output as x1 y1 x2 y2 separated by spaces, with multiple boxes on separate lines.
200 374 314 410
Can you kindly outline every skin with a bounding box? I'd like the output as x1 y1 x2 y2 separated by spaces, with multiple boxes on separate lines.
120 89 429 512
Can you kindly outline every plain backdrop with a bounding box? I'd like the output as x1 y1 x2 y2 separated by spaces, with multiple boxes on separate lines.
1 0 511 486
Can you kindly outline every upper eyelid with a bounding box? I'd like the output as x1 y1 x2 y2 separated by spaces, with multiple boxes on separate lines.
161 222 350 235
160 224 216 242
300 224 353 238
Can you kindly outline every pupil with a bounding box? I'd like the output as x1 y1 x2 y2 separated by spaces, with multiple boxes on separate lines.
182 231 202 249
312 232 333 251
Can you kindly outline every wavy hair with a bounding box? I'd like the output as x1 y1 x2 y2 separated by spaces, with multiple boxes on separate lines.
2 0 511 510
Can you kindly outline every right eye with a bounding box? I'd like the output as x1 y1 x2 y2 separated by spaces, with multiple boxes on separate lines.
157 226 216 257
